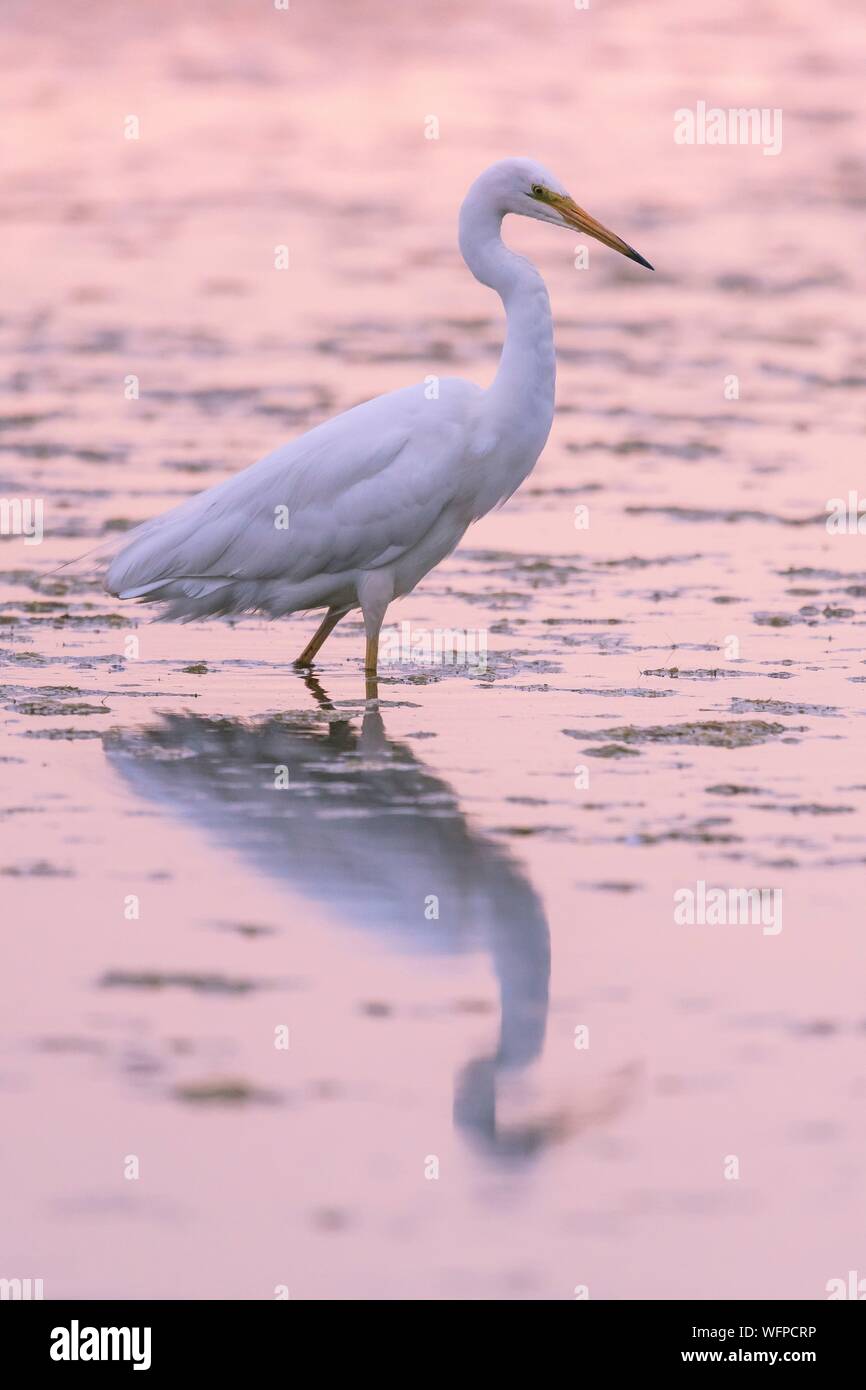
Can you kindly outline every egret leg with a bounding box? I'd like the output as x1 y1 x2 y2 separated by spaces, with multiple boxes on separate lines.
357 569 392 680
294 607 347 668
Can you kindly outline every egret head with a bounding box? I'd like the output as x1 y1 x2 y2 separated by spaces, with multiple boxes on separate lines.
478 157 653 271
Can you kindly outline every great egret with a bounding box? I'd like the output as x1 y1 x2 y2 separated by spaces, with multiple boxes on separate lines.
105 158 652 674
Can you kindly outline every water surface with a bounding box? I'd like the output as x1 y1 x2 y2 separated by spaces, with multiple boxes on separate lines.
1 0 865 1299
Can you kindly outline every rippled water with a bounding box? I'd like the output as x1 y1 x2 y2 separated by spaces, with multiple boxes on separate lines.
2 0 866 1299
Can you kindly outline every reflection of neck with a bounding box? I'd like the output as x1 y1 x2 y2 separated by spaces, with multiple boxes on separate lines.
489 873 550 1068
452 857 552 1160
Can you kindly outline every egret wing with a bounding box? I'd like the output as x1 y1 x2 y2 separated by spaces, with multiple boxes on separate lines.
107 387 471 602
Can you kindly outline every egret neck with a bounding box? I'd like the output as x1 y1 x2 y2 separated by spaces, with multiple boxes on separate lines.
458 184 556 460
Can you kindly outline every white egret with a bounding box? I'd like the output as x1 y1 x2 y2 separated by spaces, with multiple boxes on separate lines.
106 158 652 673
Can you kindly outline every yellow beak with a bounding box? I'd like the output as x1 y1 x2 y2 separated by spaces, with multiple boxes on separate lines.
548 193 653 270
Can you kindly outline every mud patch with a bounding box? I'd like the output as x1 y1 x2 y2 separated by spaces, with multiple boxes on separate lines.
565 720 793 748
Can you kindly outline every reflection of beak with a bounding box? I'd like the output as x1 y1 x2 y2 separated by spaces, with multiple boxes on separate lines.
549 193 653 270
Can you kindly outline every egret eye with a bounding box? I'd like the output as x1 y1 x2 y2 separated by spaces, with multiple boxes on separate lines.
530 184 545 198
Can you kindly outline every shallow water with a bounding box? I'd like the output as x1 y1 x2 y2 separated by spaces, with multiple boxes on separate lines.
2 0 866 1299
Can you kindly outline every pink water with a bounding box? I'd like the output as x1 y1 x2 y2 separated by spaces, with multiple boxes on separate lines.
1 0 866 1299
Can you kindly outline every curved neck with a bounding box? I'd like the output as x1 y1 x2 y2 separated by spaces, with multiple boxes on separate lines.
458 190 556 435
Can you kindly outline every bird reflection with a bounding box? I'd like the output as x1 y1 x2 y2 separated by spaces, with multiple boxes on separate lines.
105 674 575 1162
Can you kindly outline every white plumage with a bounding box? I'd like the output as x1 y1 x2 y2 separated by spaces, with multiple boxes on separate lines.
106 157 651 673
